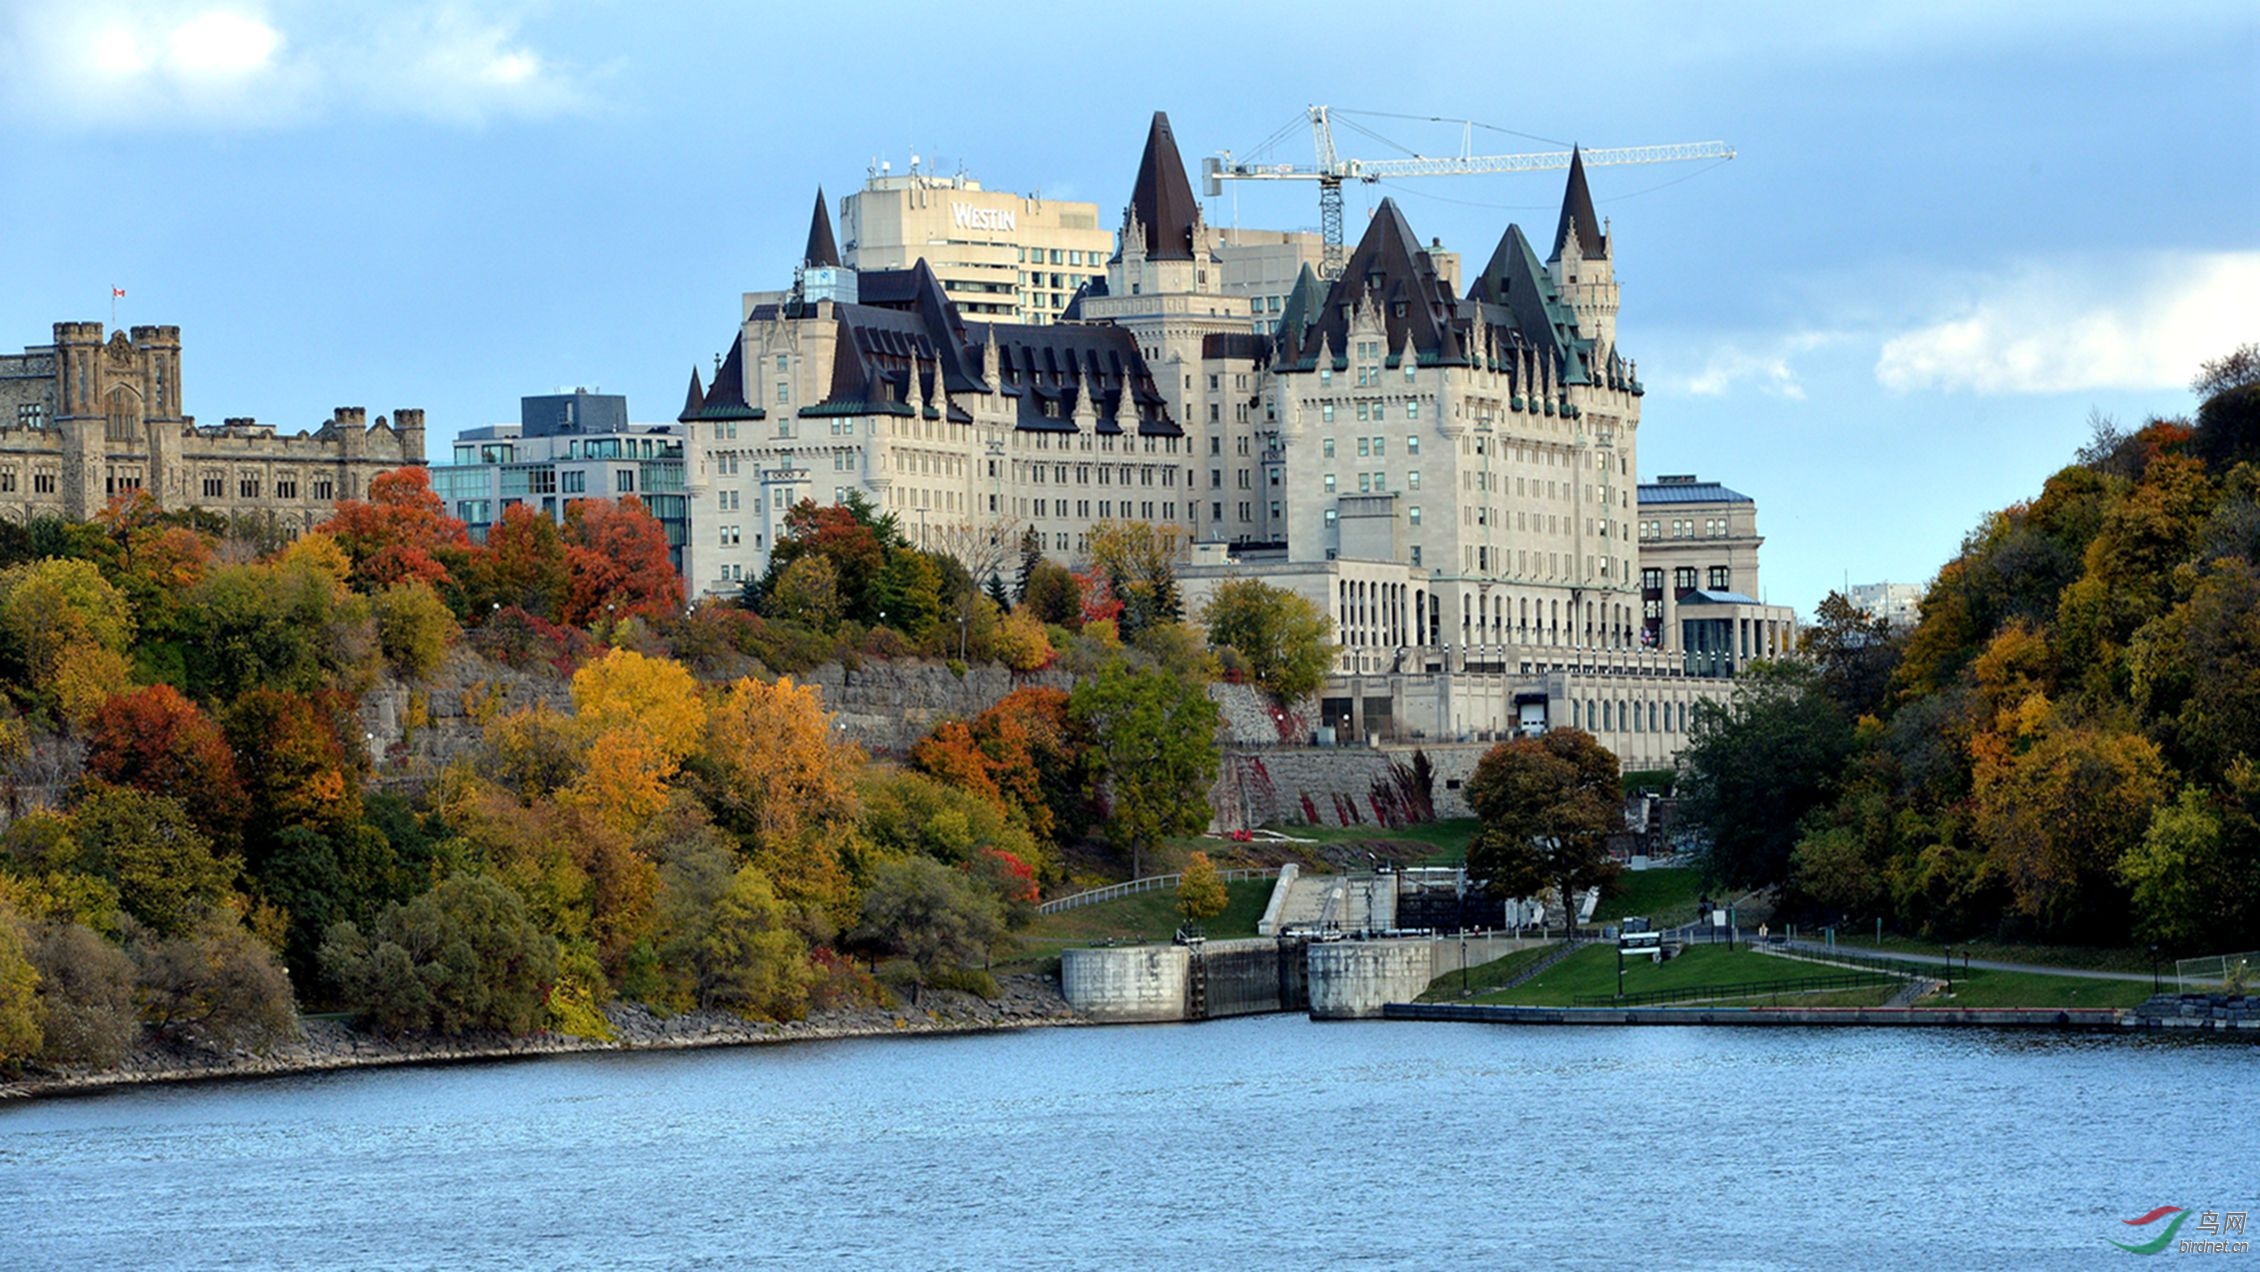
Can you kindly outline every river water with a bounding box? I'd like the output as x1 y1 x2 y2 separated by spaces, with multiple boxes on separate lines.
2 1016 2252 1270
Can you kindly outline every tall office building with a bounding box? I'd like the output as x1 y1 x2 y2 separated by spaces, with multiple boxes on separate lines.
837 171 1112 324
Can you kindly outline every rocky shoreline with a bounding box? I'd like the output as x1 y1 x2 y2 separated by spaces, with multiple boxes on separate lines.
1 974 1085 1103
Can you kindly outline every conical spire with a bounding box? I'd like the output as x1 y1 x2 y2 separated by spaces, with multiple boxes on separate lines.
676 367 706 423
804 187 842 268
1123 111 1198 261
1550 147 1606 261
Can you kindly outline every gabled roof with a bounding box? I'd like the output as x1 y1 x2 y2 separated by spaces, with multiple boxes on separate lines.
1638 478 1753 506
804 187 841 268
1292 198 1463 370
676 367 706 423
1120 111 1199 262
1467 222 1585 374
1550 146 1607 261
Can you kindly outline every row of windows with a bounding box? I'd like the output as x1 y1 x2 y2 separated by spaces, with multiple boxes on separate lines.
1573 697 1689 736
1026 497 1175 522
1318 400 1422 424
1643 517 1732 539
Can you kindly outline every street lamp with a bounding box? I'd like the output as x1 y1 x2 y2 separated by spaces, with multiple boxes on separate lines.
1616 940 1625 1001
1944 944 1953 995
2150 943 2161 996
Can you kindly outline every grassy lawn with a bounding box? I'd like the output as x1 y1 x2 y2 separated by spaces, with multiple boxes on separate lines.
1831 934 2156 975
1923 968 2156 1010
1593 867 1705 927
1264 817 1480 866
1476 943 1811 1006
1416 943 1562 1002
1001 879 1277 970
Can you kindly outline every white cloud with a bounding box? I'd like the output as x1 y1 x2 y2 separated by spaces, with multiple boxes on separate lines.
1668 331 1842 401
1876 252 2260 395
2 1 584 129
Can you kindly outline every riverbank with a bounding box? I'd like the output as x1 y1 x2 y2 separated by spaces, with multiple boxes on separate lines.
0 974 1084 1103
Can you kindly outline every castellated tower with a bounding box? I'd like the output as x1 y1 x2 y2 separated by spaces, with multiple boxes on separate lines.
1547 149 1621 353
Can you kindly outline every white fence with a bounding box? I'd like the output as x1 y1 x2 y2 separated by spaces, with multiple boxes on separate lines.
1038 867 1283 915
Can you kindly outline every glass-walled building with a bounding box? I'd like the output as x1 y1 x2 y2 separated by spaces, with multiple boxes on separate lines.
429 389 688 574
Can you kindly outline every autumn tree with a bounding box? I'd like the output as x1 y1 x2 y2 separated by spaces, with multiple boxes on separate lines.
371 579 459 679
692 866 814 1020
1973 717 2169 939
182 549 380 701
27 920 138 1068
86 684 249 852
1176 851 1227 922
1087 520 1185 639
1070 661 1220 877
768 555 844 631
0 557 137 727
562 496 684 626
1020 559 1081 629
462 502 570 622
1201 578 1336 704
128 909 297 1052
1464 729 1623 925
325 468 470 590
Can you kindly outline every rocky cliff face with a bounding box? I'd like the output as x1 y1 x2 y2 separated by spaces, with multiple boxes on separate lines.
359 649 1077 775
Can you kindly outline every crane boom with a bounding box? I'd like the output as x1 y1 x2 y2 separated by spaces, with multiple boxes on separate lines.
1201 105 1735 277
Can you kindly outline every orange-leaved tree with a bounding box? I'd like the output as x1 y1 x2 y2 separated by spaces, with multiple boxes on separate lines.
326 467 470 591
86 684 249 852
563 496 682 626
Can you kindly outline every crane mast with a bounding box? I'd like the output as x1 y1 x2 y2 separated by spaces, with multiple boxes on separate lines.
1204 105 1736 277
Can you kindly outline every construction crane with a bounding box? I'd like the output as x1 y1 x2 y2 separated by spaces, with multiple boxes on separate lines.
1202 106 1736 278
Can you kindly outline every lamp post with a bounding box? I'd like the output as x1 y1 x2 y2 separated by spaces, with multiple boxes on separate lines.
1944 945 1953 995
1616 940 1625 1001
2150 943 2160 996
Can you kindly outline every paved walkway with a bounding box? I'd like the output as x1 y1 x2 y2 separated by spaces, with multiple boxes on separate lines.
1781 940 2156 984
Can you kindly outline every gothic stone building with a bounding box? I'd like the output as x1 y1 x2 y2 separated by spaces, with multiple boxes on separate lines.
0 323 424 529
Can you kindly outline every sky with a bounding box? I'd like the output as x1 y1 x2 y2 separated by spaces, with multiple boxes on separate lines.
4 0 2256 614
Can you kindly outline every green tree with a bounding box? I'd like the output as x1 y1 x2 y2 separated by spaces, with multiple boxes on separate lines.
1070 661 1221 878
695 866 813 1020
1463 729 1623 925
1176 851 1227 922
854 855 1005 989
768 554 844 631
0 902 40 1065
1200 578 1337 704
1801 591 1902 720
71 784 238 939
321 873 560 1036
1679 662 1854 891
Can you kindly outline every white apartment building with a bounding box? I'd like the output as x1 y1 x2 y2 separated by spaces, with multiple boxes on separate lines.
836 171 1112 324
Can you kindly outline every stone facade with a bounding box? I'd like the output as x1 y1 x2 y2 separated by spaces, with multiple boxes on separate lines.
0 322 423 528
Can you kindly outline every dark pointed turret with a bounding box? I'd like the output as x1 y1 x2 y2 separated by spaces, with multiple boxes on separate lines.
1296 198 1462 368
1550 146 1606 261
1275 262 1325 345
804 187 842 268
676 367 706 423
1123 111 1198 261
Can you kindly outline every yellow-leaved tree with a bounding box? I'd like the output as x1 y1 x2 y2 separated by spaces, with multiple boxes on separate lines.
561 649 706 832
703 676 866 935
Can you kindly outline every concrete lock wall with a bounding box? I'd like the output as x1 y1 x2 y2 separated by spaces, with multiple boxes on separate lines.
1060 946 1190 1022
1307 941 1436 1019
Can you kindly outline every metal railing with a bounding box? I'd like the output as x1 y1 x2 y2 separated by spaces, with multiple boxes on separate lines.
1037 867 1282 915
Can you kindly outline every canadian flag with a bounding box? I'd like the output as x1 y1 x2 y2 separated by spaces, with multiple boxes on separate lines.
112 287 126 298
